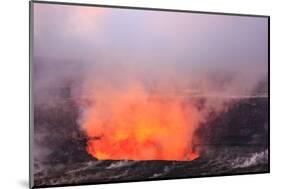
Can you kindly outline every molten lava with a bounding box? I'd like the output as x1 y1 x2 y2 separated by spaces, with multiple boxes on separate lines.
82 83 202 161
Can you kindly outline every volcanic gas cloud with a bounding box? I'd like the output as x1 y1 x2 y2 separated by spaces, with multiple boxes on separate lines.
81 82 203 161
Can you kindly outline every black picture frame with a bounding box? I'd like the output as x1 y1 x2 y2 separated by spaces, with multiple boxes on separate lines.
29 1 270 188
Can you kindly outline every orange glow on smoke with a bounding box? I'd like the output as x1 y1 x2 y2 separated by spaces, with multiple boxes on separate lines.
82 83 201 161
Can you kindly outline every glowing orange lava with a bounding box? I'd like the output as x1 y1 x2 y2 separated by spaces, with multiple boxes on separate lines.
82 83 201 161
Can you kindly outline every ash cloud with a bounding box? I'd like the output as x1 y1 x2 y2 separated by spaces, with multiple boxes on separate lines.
32 3 268 162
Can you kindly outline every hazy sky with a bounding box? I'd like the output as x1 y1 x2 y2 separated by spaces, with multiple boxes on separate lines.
33 3 268 95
